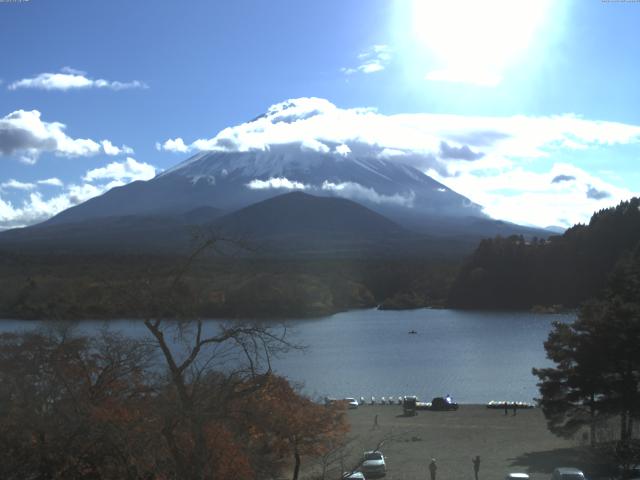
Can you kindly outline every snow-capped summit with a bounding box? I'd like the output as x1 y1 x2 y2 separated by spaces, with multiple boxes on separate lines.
156 145 480 215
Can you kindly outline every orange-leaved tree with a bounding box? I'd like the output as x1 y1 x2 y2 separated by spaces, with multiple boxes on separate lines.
237 374 349 480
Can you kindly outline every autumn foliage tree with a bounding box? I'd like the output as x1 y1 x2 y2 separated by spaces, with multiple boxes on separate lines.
238 374 349 480
0 328 159 479
0 326 350 479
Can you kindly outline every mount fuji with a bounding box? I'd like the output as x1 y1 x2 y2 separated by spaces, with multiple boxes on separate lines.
1 98 551 254
47 144 483 229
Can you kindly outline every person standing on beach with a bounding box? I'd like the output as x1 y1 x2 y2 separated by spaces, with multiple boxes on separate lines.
504 401 508 415
429 458 437 480
472 455 480 480
512 403 517 416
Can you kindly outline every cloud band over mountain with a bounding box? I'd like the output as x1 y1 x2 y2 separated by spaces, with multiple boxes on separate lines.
156 97 640 227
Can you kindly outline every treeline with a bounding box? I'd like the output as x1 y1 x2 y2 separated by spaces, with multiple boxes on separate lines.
533 244 640 470
448 198 640 309
0 252 459 320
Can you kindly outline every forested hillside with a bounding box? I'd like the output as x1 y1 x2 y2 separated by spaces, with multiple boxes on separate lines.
448 198 640 309
0 253 458 320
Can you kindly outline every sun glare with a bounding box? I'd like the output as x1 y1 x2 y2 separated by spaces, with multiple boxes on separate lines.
412 0 552 86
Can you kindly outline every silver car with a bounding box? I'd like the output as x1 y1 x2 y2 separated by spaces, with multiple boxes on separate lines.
344 397 359 409
342 472 366 479
361 451 386 478
551 468 586 480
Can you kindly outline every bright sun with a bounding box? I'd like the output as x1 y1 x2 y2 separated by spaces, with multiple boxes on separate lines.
412 0 553 87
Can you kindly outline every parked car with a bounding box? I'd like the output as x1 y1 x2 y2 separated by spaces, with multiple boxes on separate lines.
551 468 586 480
344 397 359 409
342 471 365 479
506 474 530 480
429 396 459 411
402 396 417 416
361 451 386 477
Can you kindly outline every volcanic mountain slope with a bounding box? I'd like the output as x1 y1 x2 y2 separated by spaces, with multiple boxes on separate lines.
45 146 484 231
0 207 223 254
212 191 416 254
0 192 423 256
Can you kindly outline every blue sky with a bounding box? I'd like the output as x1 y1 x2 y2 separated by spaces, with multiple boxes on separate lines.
1 0 640 228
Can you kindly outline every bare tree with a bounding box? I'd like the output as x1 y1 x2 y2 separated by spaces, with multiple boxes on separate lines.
139 231 301 479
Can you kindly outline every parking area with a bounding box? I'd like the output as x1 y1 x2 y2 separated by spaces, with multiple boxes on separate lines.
310 404 604 480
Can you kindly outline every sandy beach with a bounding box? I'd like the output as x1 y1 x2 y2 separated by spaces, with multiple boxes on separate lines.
302 404 609 480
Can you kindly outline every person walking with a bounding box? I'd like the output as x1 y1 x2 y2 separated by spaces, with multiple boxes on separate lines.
472 455 481 480
429 458 437 480
504 401 508 415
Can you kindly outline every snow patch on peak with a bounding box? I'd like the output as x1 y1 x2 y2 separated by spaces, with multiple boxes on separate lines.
190 175 216 185
265 97 337 124
300 138 330 154
335 144 351 157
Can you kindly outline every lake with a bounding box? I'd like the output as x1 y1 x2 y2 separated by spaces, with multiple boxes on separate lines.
0 308 574 404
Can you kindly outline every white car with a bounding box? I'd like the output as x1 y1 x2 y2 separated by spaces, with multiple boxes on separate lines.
506 474 530 480
361 451 386 477
343 472 365 479
344 397 359 409
551 468 586 480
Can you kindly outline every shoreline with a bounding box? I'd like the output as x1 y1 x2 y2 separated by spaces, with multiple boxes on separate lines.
0 305 577 323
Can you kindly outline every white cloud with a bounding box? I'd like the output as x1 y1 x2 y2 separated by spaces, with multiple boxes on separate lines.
358 63 384 74
428 162 635 227
0 158 156 229
37 177 64 187
1 179 36 191
321 181 415 207
159 98 640 164
243 175 415 207
101 140 134 156
0 109 132 163
8 68 148 91
158 137 190 153
83 157 156 183
342 44 392 75
0 185 104 230
246 177 308 190
158 97 640 226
